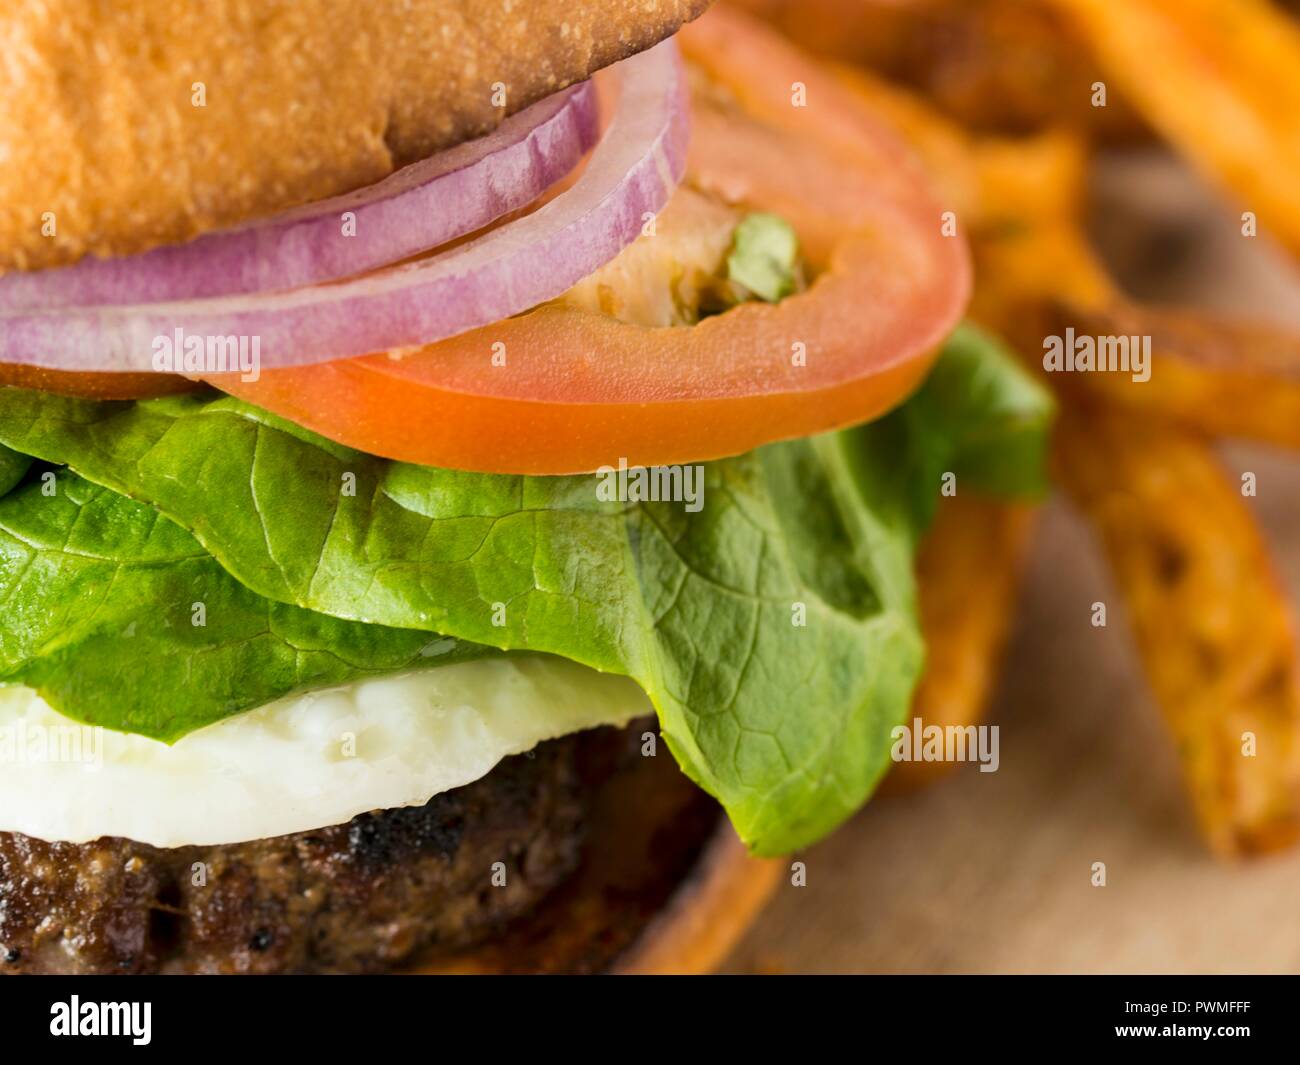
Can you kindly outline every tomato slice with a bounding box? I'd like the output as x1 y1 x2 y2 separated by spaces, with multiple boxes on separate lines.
0 363 196 400
210 7 969 474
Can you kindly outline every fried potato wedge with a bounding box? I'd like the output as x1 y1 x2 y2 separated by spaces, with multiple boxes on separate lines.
1054 401 1300 854
1054 301 1300 451
884 496 1037 792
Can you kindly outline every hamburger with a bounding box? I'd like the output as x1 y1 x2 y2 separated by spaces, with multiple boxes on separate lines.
0 2 1052 974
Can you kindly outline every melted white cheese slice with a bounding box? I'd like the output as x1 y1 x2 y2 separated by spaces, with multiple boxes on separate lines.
0 656 651 849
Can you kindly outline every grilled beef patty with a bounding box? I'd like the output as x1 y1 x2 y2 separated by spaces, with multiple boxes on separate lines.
0 730 612 974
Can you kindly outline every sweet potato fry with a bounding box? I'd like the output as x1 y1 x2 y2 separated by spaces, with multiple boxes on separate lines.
831 62 981 221
824 11 1300 850
884 495 1037 792
1053 300 1300 451
733 0 1146 138
966 133 1300 448
1048 0 1300 256
1053 401 1300 855
967 132 1116 348
829 58 1115 346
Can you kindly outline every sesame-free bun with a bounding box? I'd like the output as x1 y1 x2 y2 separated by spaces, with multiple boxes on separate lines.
0 0 711 273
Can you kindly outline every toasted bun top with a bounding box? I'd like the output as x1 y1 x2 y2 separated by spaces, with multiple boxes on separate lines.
0 0 711 274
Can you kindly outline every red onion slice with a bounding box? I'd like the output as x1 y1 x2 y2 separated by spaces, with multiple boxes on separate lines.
0 81 599 309
0 39 688 373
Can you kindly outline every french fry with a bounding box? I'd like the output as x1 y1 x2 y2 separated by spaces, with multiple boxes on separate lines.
1053 300 1300 451
1053 400 1300 855
798 2 1300 855
884 495 1037 792
973 138 1300 852
732 0 1146 139
829 54 1116 347
1047 0 1300 256
831 62 981 221
965 129 1300 451
967 131 1117 349
966 122 1300 851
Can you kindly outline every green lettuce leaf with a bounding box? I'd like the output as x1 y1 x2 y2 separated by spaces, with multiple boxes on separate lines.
0 325 1052 854
0 443 31 497
0 468 487 741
